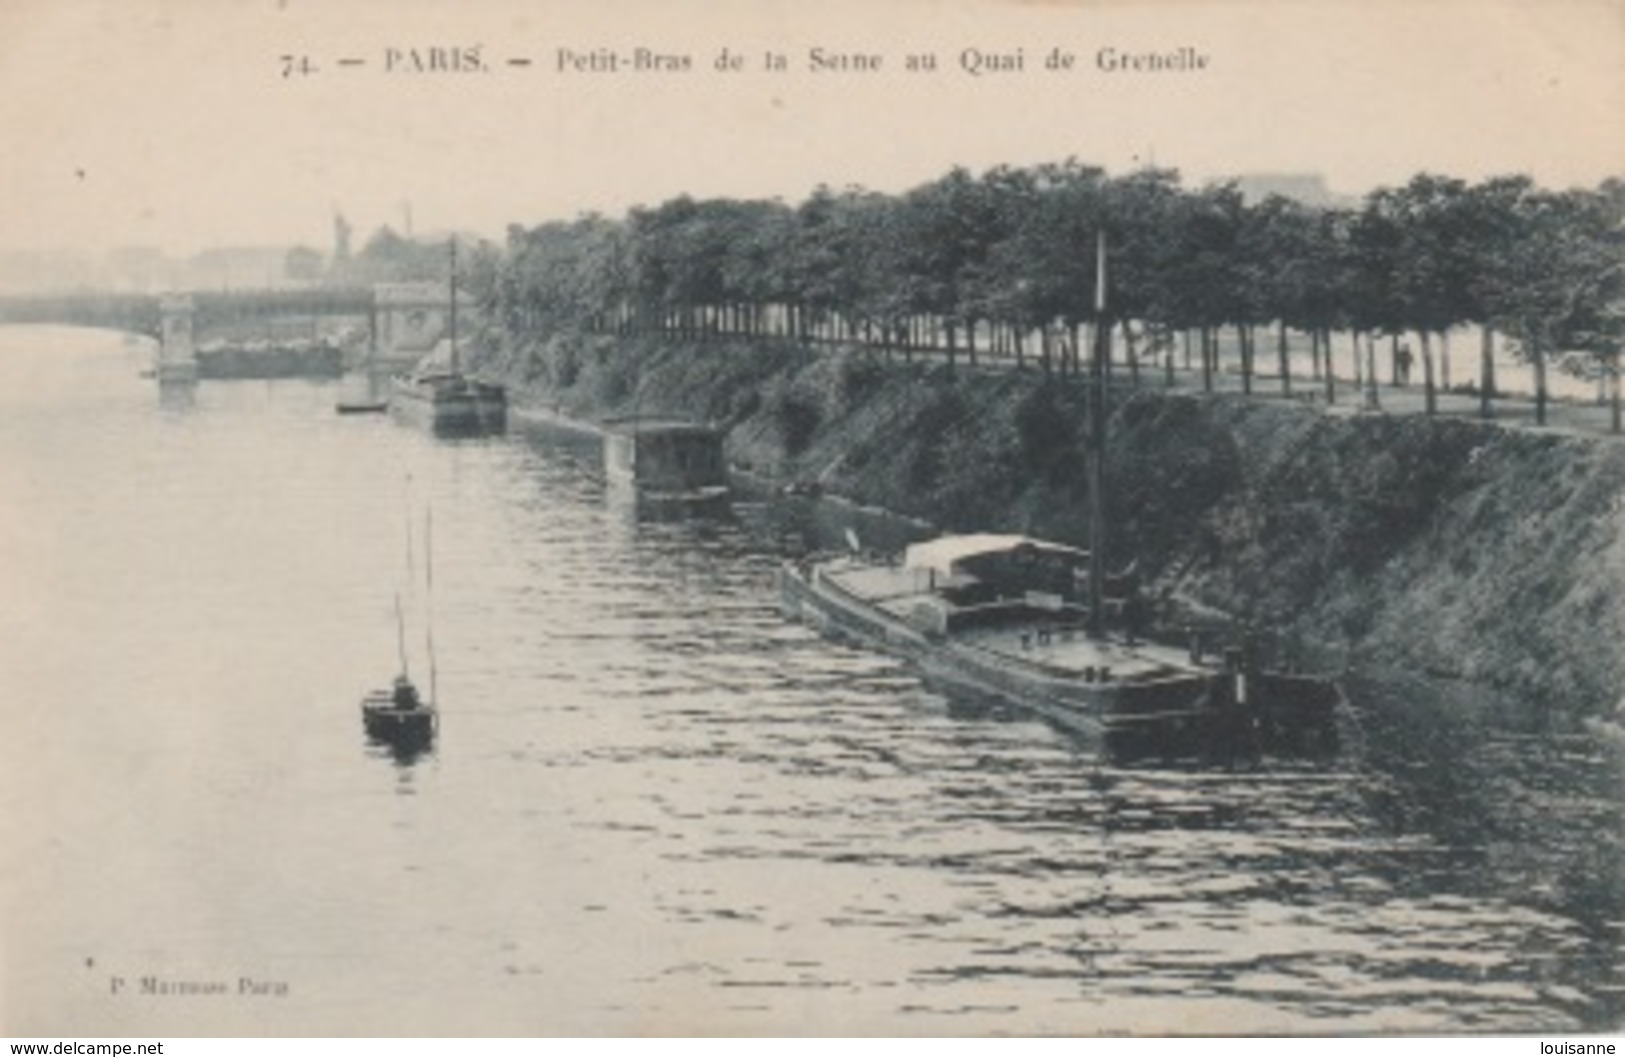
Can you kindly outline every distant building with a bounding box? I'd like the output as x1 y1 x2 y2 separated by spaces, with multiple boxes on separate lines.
108 246 169 292
180 246 295 290
0 249 106 293
1226 173 1358 209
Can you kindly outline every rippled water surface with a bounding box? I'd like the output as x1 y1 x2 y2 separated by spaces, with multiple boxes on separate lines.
0 329 1619 1035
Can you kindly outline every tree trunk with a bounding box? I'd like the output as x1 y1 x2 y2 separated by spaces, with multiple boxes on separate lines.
1420 330 1437 415
1321 329 1336 404
1480 323 1495 418
945 321 958 373
1613 351 1622 434
1201 327 1214 392
1182 329 1192 372
1533 329 1548 427
1351 328 1362 390
1125 322 1140 386
1440 330 1451 392
1165 330 1176 387
1240 323 1253 396
1364 331 1381 410
1278 320 1291 397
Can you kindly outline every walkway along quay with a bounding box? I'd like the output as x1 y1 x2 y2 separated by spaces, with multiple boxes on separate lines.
571 311 1625 439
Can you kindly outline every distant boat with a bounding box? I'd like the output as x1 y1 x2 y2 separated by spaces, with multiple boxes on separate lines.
603 417 729 509
362 507 439 753
336 367 391 415
390 366 507 435
361 670 435 747
335 398 389 415
390 240 507 436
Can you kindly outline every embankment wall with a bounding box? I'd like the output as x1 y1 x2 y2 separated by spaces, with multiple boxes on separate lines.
479 330 1625 719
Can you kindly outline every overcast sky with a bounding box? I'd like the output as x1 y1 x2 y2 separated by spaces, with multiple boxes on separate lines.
0 0 1620 255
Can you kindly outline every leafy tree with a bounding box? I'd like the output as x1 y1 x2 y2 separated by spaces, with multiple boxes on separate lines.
1481 186 1620 426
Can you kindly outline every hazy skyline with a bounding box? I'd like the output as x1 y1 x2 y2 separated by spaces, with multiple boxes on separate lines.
1 0 1620 257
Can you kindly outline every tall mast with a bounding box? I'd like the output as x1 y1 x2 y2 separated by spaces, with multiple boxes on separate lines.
399 479 416 682
424 504 437 706
447 238 459 375
1087 230 1108 640
394 592 410 680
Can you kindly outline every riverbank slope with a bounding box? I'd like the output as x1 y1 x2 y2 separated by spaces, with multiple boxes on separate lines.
478 329 1625 720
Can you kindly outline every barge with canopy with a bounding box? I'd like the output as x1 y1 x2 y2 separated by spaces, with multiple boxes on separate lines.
778 234 1344 758
780 533 1343 756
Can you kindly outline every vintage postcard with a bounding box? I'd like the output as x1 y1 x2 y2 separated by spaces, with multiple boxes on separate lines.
0 0 1620 1039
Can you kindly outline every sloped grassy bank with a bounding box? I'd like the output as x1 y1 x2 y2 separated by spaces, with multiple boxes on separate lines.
478 329 1625 721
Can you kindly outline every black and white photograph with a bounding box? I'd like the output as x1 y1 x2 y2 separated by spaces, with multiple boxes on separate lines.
0 0 1620 1040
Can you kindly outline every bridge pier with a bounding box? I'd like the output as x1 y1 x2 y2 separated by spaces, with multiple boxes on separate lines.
370 282 463 375
158 294 198 383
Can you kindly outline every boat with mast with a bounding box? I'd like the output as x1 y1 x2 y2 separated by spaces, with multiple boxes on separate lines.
361 504 439 752
390 239 507 435
779 233 1344 758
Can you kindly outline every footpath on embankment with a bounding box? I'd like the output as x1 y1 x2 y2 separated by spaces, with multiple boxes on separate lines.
476 328 1625 723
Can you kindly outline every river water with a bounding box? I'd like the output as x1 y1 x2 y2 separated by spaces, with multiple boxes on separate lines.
0 328 1619 1036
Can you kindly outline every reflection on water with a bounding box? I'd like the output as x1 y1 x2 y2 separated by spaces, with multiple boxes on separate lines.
365 727 437 770
0 328 1619 1035
156 378 197 413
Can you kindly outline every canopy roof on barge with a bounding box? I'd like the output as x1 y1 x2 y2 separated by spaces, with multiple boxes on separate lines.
902 534 1089 578
601 416 720 438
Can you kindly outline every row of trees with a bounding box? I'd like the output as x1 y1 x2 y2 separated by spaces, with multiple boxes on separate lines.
454 162 1622 426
